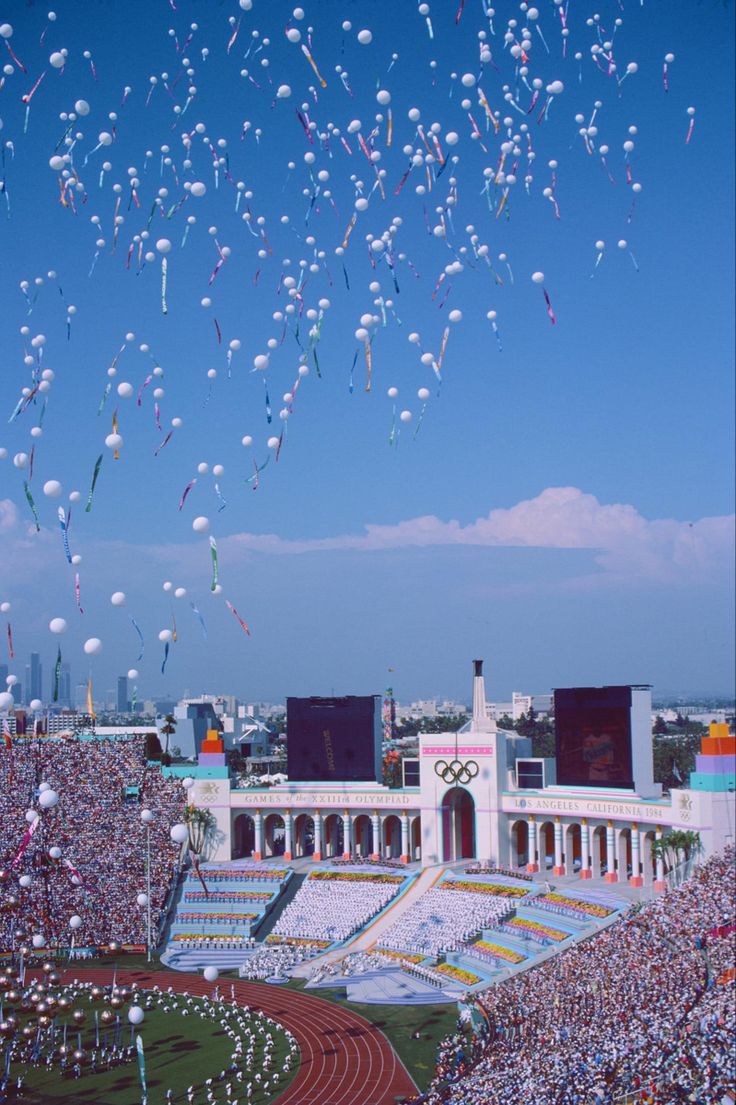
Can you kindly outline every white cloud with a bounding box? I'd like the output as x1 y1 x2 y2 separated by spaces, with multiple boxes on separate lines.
220 486 735 587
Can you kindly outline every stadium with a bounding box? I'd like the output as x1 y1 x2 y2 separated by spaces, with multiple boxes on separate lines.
1 661 733 1105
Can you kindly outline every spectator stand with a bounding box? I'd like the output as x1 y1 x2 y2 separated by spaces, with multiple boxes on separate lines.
161 861 292 972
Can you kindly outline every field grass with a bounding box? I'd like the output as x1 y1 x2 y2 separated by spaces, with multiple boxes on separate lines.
8 999 295 1105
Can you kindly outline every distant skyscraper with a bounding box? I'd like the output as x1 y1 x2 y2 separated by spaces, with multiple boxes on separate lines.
117 675 129 714
0 664 7 689
74 683 88 711
29 653 42 704
59 663 71 708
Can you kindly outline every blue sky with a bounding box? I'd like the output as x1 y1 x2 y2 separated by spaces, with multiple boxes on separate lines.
0 0 733 706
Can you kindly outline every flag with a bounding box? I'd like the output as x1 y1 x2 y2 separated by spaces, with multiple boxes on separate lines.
86 675 96 721
2 718 12 786
136 1034 148 1105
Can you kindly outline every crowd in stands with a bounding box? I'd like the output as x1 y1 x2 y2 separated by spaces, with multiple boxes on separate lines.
408 848 736 1105
0 735 184 949
381 883 515 957
270 871 401 945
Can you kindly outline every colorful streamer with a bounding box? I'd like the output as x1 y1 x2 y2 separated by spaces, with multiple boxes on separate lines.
22 480 41 531
85 453 103 513
130 617 145 661
225 599 251 636
209 536 219 591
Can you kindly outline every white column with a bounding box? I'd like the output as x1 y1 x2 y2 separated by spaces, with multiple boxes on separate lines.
371 812 381 859
527 817 539 873
580 820 592 879
254 811 263 861
313 811 323 861
400 812 410 863
284 811 293 861
605 821 617 883
630 823 643 886
553 817 565 875
654 825 666 891
342 811 352 860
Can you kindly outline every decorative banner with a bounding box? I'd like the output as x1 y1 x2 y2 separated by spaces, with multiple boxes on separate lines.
85 454 104 513
136 1034 148 1105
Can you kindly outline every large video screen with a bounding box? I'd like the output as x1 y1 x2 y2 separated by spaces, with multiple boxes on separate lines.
554 686 634 789
287 695 382 783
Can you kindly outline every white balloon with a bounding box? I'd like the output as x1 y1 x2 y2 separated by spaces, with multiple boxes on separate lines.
69 915 83 930
400 410 412 422
127 669 139 680
0 691 14 710
75 99 90 116
39 790 59 809
203 966 219 982
111 591 126 606
128 1006 145 1025
136 893 149 907
174 587 187 599
32 933 46 948
43 480 63 498
105 433 123 450
19 873 32 885
531 271 545 284
158 629 173 643
49 51 65 68
13 452 28 469
156 238 172 254
277 85 291 99
357 29 373 44
117 382 134 399
192 516 210 534
48 845 62 858
190 181 206 197
49 618 67 634
29 698 43 711
267 436 280 449
83 637 103 656
170 823 189 844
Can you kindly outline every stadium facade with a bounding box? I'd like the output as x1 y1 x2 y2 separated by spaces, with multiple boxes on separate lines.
176 663 734 890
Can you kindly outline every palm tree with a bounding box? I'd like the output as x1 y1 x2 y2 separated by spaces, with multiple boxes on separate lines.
652 829 702 884
160 713 177 759
183 804 216 856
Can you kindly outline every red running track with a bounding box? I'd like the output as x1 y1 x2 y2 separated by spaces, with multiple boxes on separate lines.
61 968 418 1105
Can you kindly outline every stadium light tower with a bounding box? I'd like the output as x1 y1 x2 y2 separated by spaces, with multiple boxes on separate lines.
140 809 154 962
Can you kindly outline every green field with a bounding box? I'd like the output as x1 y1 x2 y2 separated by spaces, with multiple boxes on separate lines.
7 999 296 1105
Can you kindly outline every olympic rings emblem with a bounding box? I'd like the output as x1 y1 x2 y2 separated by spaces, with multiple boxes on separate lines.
434 759 479 786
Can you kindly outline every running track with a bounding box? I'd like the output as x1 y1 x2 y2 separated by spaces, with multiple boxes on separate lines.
60 968 418 1105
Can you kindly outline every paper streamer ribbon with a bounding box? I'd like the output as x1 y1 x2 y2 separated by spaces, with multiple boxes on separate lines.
58 506 72 563
130 617 145 661
7 622 14 659
225 599 251 636
209 536 219 591
85 454 103 513
190 601 207 640
161 640 170 674
22 480 41 532
178 478 197 511
11 816 40 869
75 573 84 615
